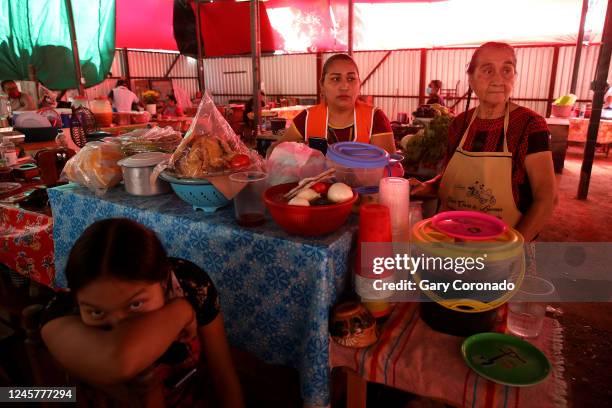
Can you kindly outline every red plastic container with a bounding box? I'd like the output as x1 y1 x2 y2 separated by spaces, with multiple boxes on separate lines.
263 182 358 237
355 204 393 278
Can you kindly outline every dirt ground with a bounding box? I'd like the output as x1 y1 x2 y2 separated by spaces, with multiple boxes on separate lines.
540 145 612 407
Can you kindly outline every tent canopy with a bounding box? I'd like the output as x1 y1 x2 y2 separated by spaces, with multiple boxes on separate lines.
114 0 606 54
0 0 115 90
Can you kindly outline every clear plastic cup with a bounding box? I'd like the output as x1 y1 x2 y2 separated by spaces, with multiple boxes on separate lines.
229 171 268 227
507 275 555 338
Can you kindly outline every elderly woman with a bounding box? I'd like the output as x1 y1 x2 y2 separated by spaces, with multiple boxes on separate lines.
412 42 556 241
269 53 395 155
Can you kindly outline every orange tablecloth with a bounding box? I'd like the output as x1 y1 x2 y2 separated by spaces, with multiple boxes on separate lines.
331 303 567 408
568 118 612 143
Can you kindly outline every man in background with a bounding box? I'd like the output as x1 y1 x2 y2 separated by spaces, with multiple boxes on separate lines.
109 79 140 111
1 80 35 111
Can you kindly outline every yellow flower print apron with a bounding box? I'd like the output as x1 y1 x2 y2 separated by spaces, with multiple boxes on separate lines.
438 104 522 227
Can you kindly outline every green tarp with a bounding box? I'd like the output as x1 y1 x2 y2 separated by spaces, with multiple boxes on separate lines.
0 0 115 90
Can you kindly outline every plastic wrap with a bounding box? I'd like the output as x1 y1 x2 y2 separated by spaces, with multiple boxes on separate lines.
266 142 326 186
61 142 124 196
167 91 263 178
106 126 183 156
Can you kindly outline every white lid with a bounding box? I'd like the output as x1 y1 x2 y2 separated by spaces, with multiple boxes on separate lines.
118 152 170 167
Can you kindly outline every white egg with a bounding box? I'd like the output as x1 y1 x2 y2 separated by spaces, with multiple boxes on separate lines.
296 188 320 202
288 197 310 206
327 183 353 203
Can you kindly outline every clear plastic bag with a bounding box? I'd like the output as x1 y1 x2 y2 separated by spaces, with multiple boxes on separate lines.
266 142 326 186
61 141 124 196
167 91 263 178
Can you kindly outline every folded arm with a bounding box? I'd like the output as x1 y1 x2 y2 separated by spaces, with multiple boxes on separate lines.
41 298 194 386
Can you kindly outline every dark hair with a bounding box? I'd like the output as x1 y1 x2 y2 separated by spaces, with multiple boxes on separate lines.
430 80 442 89
116 79 128 87
167 94 177 103
467 42 517 75
320 54 359 83
1 80 16 90
65 218 170 293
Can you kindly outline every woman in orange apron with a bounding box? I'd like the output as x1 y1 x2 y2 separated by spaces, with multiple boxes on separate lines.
268 53 396 155
411 42 556 242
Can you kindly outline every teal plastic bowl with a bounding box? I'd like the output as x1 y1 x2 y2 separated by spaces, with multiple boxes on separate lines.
159 171 231 212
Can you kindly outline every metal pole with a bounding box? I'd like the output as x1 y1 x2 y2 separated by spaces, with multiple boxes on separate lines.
251 0 262 135
194 0 205 92
348 0 354 56
570 0 589 94
64 0 85 95
122 48 131 88
577 0 612 199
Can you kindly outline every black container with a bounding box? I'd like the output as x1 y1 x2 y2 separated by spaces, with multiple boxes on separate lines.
420 302 498 337
15 127 61 143
308 137 328 155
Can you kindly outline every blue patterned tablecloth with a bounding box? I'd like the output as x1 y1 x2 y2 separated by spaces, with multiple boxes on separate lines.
48 183 356 406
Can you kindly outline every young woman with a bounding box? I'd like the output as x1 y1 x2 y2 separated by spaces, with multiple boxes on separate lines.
41 218 244 407
269 53 396 155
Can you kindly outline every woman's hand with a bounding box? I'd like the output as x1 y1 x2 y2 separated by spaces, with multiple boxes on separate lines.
409 175 440 197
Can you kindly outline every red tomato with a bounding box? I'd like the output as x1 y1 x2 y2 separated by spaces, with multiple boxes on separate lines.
230 154 251 169
311 182 330 195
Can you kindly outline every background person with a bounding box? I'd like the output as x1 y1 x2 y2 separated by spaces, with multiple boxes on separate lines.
1 80 35 111
426 79 445 106
160 94 184 117
108 79 140 112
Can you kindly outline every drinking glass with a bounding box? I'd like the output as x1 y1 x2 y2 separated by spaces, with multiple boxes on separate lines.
229 171 268 227
507 275 555 338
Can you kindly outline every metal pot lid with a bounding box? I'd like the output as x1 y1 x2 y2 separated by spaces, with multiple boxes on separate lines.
118 152 170 168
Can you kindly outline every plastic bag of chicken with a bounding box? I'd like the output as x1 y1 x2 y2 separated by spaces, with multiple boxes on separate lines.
167 91 263 178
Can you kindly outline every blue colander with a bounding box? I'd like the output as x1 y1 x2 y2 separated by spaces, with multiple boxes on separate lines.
159 171 231 213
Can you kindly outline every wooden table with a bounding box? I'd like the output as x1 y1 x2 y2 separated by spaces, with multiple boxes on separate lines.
545 117 569 173
99 122 158 135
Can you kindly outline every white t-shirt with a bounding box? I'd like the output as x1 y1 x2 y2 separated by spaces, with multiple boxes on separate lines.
111 86 139 111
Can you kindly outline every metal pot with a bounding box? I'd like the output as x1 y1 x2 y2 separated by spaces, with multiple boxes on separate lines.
117 152 171 196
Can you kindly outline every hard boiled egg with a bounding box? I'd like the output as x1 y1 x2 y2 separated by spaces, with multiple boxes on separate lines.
296 188 320 202
327 183 353 203
288 197 310 206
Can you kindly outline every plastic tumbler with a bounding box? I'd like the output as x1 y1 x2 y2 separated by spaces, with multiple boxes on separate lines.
379 177 410 243
507 275 555 338
229 171 268 227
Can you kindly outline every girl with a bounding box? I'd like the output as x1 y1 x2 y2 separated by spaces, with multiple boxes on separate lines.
41 218 244 407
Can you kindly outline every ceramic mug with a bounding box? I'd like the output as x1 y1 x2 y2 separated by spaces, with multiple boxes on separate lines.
330 301 378 348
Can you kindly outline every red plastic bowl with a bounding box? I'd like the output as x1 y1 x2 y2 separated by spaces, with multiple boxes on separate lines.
264 182 358 237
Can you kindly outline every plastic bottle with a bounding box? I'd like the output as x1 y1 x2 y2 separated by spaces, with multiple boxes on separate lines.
0 137 18 166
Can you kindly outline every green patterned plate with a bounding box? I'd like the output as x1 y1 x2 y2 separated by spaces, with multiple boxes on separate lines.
461 332 551 387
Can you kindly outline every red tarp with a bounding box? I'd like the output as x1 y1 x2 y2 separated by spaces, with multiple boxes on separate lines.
115 0 605 54
195 1 276 57
116 0 177 51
